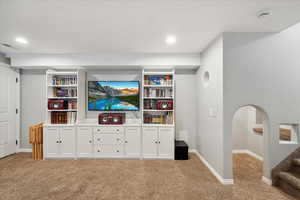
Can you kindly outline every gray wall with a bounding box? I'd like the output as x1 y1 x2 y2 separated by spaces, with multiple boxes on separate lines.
223 23 300 179
20 70 46 148
196 36 224 176
19 69 197 149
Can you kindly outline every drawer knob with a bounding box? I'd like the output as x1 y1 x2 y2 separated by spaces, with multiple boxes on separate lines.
89 140 92 143
125 141 128 143
56 141 59 143
97 150 100 152
116 150 119 153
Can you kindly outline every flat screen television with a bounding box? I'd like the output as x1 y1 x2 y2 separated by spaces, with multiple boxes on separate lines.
88 81 140 111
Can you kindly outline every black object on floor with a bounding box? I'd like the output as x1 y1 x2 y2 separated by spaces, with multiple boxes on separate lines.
175 140 189 160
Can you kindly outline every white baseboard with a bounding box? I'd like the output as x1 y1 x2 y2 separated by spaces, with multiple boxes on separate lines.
190 149 234 185
232 149 263 161
262 176 272 185
17 148 32 153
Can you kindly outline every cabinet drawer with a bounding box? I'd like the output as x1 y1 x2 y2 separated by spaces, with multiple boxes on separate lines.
93 127 124 134
126 127 140 133
158 127 174 134
94 134 124 145
94 145 124 156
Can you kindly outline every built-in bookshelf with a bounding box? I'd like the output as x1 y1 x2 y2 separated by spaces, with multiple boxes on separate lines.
142 70 175 126
46 71 78 125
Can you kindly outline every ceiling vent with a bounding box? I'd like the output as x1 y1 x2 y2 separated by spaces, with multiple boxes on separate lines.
257 9 272 19
0 42 17 50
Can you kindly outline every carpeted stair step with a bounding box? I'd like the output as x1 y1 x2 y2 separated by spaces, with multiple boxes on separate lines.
293 159 300 167
278 172 300 190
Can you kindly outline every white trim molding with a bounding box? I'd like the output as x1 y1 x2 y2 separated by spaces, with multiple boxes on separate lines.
190 149 234 185
262 176 272 185
232 149 263 161
17 148 32 153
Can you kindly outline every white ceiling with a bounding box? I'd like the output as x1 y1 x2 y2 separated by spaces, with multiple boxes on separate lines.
1 0 300 54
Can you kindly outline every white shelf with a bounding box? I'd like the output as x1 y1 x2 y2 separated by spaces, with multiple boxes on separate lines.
46 71 78 75
44 124 76 127
48 85 77 87
48 109 77 112
48 97 78 99
142 124 175 127
143 97 173 99
143 109 173 112
143 85 173 88
143 72 174 75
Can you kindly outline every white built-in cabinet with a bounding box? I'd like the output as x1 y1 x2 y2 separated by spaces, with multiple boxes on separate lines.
43 69 175 160
44 125 174 159
142 127 174 159
43 126 76 158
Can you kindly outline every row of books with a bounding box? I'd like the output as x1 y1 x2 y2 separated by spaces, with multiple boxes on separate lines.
68 100 77 109
144 75 173 86
51 112 77 124
143 112 173 124
51 76 77 85
144 88 173 98
53 88 77 97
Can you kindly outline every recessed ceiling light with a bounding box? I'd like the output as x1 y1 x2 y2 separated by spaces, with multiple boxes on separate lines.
15 37 28 44
166 35 177 45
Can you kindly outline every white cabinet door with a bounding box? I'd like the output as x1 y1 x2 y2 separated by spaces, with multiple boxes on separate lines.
142 127 158 158
125 127 141 158
77 127 93 158
60 127 76 158
158 128 174 159
44 127 60 158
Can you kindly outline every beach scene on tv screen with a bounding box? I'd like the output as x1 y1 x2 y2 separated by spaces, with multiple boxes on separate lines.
88 81 139 111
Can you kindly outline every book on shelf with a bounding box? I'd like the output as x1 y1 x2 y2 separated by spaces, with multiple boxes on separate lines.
52 75 77 86
51 111 77 124
144 88 172 98
53 88 77 97
143 112 173 125
144 75 173 86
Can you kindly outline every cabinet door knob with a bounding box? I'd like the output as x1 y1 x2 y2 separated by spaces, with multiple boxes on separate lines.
56 141 59 143
155 141 157 144
158 141 161 144
89 140 92 143
60 141 62 143
116 150 119 153
125 141 128 143
97 150 100 152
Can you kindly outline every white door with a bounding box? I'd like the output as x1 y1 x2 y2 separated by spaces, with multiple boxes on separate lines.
125 127 141 158
158 128 174 159
142 127 158 158
77 127 93 157
60 127 76 157
0 66 17 158
44 127 60 157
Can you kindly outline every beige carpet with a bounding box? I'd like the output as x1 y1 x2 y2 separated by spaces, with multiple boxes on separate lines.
0 153 296 200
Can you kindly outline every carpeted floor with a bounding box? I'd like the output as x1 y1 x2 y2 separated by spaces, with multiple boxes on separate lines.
0 153 296 200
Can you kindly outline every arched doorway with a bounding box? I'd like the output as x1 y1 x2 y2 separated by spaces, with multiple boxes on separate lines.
231 105 270 183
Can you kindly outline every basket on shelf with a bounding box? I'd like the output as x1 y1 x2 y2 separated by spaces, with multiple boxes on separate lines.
29 123 43 160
